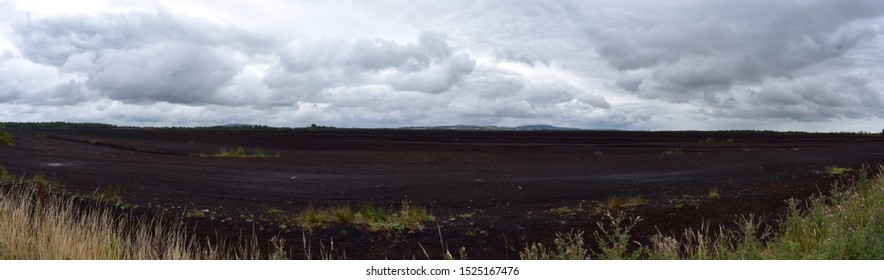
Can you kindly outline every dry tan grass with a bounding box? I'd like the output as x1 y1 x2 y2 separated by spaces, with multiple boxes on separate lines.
606 196 647 210
0 181 262 260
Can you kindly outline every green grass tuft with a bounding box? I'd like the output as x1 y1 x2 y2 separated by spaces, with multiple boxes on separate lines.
708 187 720 199
0 131 14 146
698 137 715 144
215 146 246 157
295 201 434 232
184 209 207 218
549 204 585 216
818 166 852 177
213 146 277 158
606 196 624 209
624 196 647 207
606 196 646 210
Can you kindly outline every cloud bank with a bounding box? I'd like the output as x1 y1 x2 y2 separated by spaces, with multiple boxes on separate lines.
0 0 882 131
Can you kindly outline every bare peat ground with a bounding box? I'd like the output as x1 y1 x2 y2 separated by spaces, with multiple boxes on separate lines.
2 128 883 259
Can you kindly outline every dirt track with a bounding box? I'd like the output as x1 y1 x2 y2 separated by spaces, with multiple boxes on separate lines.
2 128 883 259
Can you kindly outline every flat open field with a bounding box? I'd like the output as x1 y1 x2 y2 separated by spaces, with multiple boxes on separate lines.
2 128 884 259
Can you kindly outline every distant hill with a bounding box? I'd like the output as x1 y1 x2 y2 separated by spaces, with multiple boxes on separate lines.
514 124 581 131
210 124 275 128
215 124 255 128
399 124 582 131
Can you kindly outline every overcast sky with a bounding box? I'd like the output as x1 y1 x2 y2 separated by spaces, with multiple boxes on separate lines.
1 0 883 131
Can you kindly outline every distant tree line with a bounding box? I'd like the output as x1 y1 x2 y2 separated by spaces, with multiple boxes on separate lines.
0 122 116 129
148 123 342 131
0 122 344 131
653 129 884 136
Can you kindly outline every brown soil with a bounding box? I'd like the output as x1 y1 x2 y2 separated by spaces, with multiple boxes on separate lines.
2 128 883 259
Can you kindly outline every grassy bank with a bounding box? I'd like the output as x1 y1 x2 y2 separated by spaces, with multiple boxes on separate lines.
0 180 261 260
522 166 884 260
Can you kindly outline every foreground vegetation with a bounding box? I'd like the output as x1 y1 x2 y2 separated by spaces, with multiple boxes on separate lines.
0 180 262 259
1 165 880 259
522 166 884 259
0 173 437 259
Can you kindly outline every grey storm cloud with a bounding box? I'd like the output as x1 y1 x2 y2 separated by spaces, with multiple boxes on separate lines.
267 31 475 98
38 80 90 106
351 32 476 94
587 1 883 72
14 7 276 66
385 53 474 94
352 32 452 71
494 50 550 68
448 66 610 121
615 74 642 92
12 7 278 106
579 0 884 121
734 70 884 121
85 44 239 105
